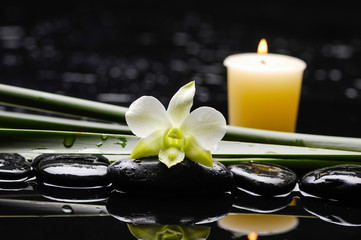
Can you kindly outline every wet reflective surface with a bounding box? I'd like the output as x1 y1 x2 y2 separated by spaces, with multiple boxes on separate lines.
1 184 361 239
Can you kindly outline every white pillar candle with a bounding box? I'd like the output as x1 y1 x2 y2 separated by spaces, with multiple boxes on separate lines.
224 39 306 132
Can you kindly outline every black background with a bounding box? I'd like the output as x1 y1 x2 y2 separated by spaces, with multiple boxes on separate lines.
1 1 361 137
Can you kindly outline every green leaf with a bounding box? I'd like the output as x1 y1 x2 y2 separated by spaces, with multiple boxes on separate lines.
2 128 361 173
3 83 361 154
0 111 131 134
0 128 138 162
224 125 361 152
0 83 127 123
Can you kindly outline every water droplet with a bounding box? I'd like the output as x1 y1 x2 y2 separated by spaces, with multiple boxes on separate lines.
96 142 103 147
101 134 108 140
114 137 127 148
62 205 73 214
345 88 358 99
63 135 76 148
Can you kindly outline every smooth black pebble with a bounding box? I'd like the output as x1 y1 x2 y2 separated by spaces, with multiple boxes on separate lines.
107 157 233 194
32 154 110 187
299 165 361 201
0 153 31 181
228 162 297 196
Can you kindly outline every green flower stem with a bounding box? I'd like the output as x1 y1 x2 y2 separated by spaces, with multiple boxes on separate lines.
0 83 127 123
2 83 361 153
224 125 361 152
1 128 361 173
0 111 130 134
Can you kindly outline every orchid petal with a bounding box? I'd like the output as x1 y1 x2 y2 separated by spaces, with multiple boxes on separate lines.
181 106 226 150
167 81 195 127
130 129 164 159
159 147 185 168
126 96 172 138
184 134 213 168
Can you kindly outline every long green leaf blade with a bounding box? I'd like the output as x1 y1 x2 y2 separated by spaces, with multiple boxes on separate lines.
2 83 361 153
0 83 127 123
0 111 131 134
0 128 137 161
2 129 361 165
224 125 361 152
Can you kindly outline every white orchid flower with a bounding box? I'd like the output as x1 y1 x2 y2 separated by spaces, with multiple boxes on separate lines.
125 81 226 168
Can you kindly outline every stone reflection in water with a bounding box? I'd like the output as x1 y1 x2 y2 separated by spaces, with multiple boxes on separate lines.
232 188 293 214
0 153 32 182
107 191 233 225
107 191 233 239
127 224 210 240
34 181 110 203
218 214 298 237
302 196 361 227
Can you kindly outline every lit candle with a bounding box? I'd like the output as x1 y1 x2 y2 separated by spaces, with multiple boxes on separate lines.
224 39 306 132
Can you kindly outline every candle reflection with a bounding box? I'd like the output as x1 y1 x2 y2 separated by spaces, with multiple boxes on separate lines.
218 214 298 237
247 231 258 240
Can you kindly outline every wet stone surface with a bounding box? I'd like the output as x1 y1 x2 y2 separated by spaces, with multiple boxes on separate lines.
299 165 361 201
228 162 297 196
32 154 110 187
0 153 32 181
232 188 293 214
35 182 111 203
108 157 233 194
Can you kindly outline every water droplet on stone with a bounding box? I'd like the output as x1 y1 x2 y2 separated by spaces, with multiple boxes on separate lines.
62 205 73 214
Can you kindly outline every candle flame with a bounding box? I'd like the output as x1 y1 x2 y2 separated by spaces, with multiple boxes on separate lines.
248 231 258 240
257 38 268 54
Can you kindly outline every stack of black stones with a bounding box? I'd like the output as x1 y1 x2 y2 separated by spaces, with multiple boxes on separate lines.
1 153 361 226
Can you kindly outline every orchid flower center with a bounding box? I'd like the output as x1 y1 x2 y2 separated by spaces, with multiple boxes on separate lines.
163 128 185 150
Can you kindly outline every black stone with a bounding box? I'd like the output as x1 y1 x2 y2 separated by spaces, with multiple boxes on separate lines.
299 165 361 201
107 191 233 225
232 188 293 213
228 162 297 196
0 181 29 191
0 153 32 181
32 154 110 187
35 181 111 203
107 157 233 194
